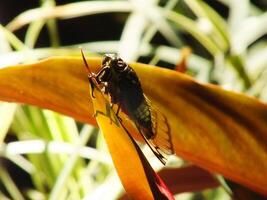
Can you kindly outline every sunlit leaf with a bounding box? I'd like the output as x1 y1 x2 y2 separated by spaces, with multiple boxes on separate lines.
0 102 17 142
119 165 220 199
86 69 174 199
227 180 267 200
6 1 132 32
0 57 267 196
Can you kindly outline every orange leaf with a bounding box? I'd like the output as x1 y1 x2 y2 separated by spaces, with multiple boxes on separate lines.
0 57 267 195
119 165 219 200
86 69 174 199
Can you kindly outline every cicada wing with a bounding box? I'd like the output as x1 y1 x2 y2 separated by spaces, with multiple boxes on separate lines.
133 96 174 164
145 96 174 156
135 124 168 165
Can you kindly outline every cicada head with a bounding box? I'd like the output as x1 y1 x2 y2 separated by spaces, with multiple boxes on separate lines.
102 54 127 73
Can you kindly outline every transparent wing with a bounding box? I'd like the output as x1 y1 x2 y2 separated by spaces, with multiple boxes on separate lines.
135 96 174 164
147 97 174 156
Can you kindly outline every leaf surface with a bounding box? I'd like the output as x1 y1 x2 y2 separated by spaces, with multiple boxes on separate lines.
0 57 266 195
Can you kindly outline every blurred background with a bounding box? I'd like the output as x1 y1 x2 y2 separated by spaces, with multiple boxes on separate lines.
0 0 267 199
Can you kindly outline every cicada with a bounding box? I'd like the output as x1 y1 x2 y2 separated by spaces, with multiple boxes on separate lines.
82 52 174 164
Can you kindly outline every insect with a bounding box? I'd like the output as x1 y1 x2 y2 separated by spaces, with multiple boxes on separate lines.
82 52 174 164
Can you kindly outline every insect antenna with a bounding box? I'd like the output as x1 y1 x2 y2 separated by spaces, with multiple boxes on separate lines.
81 49 97 98
80 48 92 75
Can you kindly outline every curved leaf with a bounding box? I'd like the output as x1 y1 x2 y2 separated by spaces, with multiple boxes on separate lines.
119 165 219 199
0 57 267 195
87 72 174 199
158 166 219 194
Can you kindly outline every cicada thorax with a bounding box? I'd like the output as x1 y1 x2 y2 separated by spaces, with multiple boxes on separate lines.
113 64 155 139
95 55 155 140
110 65 155 140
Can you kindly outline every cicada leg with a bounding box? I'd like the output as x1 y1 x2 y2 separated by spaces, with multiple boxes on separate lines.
109 103 114 124
115 104 122 123
88 77 96 98
109 103 122 124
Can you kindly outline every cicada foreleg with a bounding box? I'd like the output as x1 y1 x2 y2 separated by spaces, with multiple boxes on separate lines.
108 103 122 124
88 76 96 98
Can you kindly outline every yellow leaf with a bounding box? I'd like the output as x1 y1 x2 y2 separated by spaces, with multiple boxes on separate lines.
0 57 267 195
